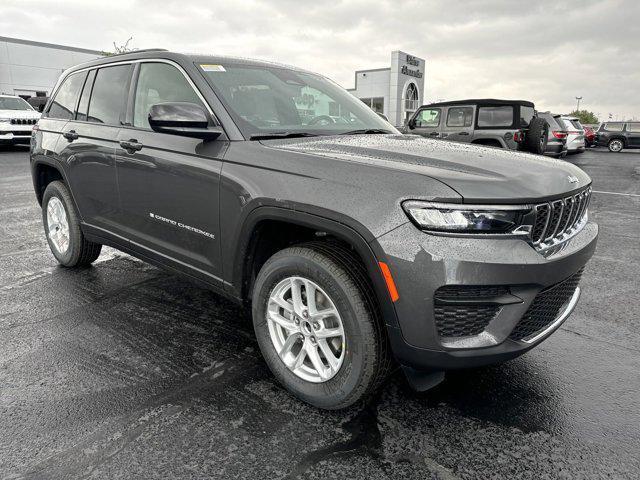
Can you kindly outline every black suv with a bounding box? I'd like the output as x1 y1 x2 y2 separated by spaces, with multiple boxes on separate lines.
405 99 555 156
31 50 598 409
596 122 640 152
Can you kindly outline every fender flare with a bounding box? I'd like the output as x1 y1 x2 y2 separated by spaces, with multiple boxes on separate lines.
231 205 400 328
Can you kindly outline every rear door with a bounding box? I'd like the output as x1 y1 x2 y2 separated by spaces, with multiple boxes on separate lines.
114 61 226 284
625 123 640 147
60 64 132 233
410 107 442 139
440 105 474 142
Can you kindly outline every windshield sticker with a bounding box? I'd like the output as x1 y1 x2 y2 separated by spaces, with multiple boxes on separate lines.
200 64 226 72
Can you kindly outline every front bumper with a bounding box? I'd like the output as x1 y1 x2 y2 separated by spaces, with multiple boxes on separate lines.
375 220 598 371
0 128 32 144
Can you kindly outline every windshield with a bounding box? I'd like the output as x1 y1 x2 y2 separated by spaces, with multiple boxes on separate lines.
0 97 34 111
199 62 397 137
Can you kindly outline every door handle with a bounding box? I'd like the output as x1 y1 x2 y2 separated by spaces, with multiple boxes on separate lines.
458 132 470 136
63 130 79 141
119 139 143 153
429 132 439 137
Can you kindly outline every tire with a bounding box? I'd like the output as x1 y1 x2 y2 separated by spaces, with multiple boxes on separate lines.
526 117 549 155
42 180 102 267
608 138 624 153
252 242 391 409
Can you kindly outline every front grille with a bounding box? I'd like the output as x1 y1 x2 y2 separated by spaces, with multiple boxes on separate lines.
434 304 501 337
509 269 583 341
434 285 506 337
532 188 591 248
9 130 31 136
10 118 37 125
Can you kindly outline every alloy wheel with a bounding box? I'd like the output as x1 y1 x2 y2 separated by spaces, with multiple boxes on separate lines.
46 196 70 254
266 276 345 383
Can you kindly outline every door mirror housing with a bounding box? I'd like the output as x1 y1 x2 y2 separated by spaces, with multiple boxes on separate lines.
407 116 417 129
148 102 222 140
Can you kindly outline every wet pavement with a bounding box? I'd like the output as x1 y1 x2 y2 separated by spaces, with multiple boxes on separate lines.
1 145 639 479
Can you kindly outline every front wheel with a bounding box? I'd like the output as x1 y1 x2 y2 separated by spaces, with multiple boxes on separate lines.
608 139 624 152
252 243 390 409
42 181 102 267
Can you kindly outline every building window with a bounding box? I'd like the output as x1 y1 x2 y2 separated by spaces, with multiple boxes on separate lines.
404 83 419 111
360 97 384 114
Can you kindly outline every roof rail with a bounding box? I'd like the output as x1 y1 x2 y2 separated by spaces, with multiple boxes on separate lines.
103 48 168 57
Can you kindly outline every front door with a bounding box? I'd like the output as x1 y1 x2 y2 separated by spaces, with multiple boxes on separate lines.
440 105 474 143
410 107 442 139
115 61 226 284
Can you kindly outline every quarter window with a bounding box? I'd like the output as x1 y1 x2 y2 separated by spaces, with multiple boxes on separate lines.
414 108 441 127
47 72 87 120
626 123 640 133
133 63 205 129
446 107 473 127
478 106 514 127
87 65 131 125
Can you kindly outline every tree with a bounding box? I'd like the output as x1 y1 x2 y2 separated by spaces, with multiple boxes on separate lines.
102 37 135 56
570 109 599 124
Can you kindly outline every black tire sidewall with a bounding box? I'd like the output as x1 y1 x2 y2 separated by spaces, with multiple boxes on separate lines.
42 181 83 267
252 250 375 409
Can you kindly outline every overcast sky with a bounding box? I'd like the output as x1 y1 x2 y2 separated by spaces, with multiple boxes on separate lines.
3 0 639 120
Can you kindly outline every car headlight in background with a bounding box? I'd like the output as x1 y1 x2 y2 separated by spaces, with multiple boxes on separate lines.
402 201 532 234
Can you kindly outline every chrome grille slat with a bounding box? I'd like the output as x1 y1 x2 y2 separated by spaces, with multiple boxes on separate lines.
533 188 591 252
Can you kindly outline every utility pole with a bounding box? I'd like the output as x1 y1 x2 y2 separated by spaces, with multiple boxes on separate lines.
575 96 582 112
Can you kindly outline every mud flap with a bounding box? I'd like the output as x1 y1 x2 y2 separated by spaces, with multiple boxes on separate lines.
402 366 445 392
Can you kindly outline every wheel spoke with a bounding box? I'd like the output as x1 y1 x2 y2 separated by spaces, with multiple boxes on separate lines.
315 326 343 339
268 311 296 332
306 343 329 380
279 332 300 358
290 278 304 315
312 307 338 321
284 340 307 370
317 339 340 373
303 279 318 315
272 295 294 314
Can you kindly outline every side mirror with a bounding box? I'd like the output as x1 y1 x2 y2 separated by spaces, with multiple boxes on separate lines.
407 116 417 129
148 102 222 140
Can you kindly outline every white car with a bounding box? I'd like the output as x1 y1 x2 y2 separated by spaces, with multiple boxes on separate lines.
559 116 585 154
0 95 41 146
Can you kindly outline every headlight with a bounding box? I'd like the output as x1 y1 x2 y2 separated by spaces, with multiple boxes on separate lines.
402 201 531 234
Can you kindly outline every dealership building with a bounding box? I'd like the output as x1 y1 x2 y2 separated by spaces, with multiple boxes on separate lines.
347 50 425 127
0 36 102 100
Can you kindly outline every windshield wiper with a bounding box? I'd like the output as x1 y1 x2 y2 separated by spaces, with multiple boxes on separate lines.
250 132 321 140
339 129 394 135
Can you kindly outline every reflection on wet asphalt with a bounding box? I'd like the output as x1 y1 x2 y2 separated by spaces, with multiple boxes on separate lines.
1 146 639 479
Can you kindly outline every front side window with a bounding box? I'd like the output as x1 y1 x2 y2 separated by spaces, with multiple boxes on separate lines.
0 96 34 111
87 65 131 125
47 72 86 120
200 63 395 136
478 106 514 127
446 107 473 127
626 123 640 133
414 108 441 127
604 123 624 132
133 63 205 129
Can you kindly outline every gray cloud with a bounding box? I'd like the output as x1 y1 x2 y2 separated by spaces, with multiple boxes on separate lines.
2 0 638 120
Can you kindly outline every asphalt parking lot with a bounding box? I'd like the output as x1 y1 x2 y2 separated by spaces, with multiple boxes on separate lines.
1 146 639 479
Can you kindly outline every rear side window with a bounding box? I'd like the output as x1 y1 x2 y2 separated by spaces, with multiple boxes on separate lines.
570 119 583 130
626 123 640 133
604 123 624 132
87 65 132 125
133 62 204 129
46 72 87 120
446 107 473 127
414 108 441 127
477 106 513 127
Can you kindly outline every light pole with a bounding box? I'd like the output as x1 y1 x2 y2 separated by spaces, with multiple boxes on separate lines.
575 96 582 112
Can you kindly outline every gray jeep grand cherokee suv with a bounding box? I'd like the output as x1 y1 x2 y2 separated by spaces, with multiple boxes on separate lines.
30 50 598 409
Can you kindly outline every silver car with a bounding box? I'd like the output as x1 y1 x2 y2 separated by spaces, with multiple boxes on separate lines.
559 116 585 154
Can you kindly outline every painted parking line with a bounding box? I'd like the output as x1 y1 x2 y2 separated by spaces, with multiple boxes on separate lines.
592 190 640 198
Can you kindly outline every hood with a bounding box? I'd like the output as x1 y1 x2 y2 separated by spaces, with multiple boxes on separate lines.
264 134 591 203
0 109 41 120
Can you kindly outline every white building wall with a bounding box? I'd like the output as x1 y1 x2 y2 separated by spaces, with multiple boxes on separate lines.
0 37 102 97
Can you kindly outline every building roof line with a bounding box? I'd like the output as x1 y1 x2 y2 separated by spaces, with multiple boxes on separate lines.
0 36 104 55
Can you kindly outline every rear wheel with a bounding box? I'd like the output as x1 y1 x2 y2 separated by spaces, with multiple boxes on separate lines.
42 181 102 267
608 139 624 152
526 117 549 155
252 243 390 409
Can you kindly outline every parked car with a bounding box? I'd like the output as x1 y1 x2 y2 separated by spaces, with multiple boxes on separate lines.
31 50 597 409
559 117 585 154
26 95 50 113
583 126 597 147
537 112 568 158
596 122 640 152
404 99 550 155
0 94 41 145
